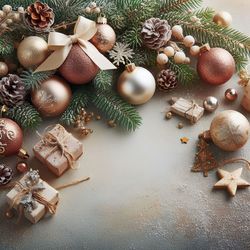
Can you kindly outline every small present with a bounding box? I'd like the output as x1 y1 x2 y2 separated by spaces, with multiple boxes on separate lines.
33 124 83 176
6 169 59 224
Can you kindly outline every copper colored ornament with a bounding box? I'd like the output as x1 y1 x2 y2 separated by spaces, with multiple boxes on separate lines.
90 16 116 53
0 118 23 157
31 76 72 117
225 88 238 101
0 62 8 77
59 44 99 85
17 36 49 69
197 48 235 85
210 110 250 151
16 162 28 173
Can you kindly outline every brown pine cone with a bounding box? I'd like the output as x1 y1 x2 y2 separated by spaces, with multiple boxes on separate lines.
24 1 54 32
141 18 172 50
0 164 13 186
157 69 178 92
0 74 27 108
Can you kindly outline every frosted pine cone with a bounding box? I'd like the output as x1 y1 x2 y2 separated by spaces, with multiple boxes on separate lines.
157 69 178 92
0 164 13 186
0 74 27 108
141 18 172 50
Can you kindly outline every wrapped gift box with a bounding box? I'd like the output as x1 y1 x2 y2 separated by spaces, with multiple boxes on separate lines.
33 124 83 176
6 170 59 224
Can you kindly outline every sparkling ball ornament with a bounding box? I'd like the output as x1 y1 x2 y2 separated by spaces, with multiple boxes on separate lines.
117 63 156 105
225 88 238 102
0 62 8 77
31 76 72 117
157 53 169 65
0 164 13 186
0 118 23 157
213 11 232 27
210 110 250 151
90 16 116 53
17 36 49 69
197 47 235 85
203 96 218 112
59 44 99 85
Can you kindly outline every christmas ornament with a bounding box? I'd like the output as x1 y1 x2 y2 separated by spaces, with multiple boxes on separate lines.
157 69 178 92
0 62 8 77
190 45 200 57
203 96 218 112
117 63 156 105
174 51 186 64
141 18 172 50
16 162 28 173
171 25 184 40
209 110 250 151
0 118 24 157
0 164 13 185
31 76 72 117
183 35 195 48
213 11 232 28
17 36 49 69
90 16 116 53
0 74 26 107
225 88 238 102
24 1 54 32
156 53 169 65
197 47 235 85
109 42 134 66
214 168 250 196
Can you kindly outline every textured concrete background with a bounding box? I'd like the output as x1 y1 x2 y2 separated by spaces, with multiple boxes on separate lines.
1 0 250 249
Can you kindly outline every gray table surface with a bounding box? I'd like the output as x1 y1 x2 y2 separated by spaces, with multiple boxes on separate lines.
1 0 250 249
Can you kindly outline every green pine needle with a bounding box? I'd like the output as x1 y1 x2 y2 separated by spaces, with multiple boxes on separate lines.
93 71 114 91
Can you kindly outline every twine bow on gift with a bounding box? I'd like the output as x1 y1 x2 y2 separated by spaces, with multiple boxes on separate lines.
184 100 199 124
35 16 116 72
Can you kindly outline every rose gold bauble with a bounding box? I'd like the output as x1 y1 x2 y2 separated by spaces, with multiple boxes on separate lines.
0 118 23 157
90 17 116 53
197 48 235 85
210 110 250 151
17 36 49 69
31 76 72 117
59 44 99 85
225 88 238 101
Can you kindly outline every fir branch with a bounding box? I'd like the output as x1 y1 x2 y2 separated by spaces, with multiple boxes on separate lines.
20 70 56 90
92 90 142 132
0 35 15 56
122 26 142 49
160 0 202 13
5 102 42 129
60 90 90 126
93 71 113 91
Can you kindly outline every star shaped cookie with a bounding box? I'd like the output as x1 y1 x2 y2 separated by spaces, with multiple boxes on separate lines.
214 168 250 196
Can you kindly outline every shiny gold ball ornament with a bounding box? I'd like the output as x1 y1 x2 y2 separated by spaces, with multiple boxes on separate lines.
59 44 99 85
203 96 219 112
0 62 8 77
197 47 235 85
17 36 49 69
31 76 72 117
210 110 250 151
90 16 116 53
225 88 238 102
213 11 232 27
0 118 23 157
117 63 156 105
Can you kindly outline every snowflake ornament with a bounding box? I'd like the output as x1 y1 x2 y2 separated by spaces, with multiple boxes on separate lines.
109 42 135 66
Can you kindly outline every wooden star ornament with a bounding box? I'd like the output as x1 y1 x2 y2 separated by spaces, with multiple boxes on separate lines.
214 168 250 196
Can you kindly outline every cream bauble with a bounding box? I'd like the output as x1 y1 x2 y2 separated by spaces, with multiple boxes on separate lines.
213 11 232 27
210 110 250 151
117 63 156 105
31 76 72 117
17 36 49 69
157 53 169 65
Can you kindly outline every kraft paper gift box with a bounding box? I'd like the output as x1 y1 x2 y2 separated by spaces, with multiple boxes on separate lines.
33 124 83 177
6 170 59 224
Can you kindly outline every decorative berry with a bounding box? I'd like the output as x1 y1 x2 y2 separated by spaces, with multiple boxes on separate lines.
183 35 195 47
172 25 184 40
174 51 186 64
0 164 13 186
190 45 200 57
157 53 169 65
157 69 178 92
164 46 175 57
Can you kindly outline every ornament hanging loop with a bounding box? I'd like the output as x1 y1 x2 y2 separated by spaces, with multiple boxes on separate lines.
220 158 250 170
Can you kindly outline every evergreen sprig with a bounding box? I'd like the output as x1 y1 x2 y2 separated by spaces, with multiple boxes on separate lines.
93 71 114 91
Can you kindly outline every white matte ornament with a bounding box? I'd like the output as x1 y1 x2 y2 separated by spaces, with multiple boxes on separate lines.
164 46 175 57
190 45 200 57
183 35 195 48
157 53 169 65
174 51 186 64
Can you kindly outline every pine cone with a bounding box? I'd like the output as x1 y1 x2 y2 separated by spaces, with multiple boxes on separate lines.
24 1 54 32
0 74 27 108
0 164 13 186
157 69 178 92
141 18 172 50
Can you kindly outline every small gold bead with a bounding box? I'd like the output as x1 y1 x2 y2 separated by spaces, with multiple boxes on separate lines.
96 115 101 120
108 120 117 128
5 210 14 219
165 111 173 120
177 122 184 129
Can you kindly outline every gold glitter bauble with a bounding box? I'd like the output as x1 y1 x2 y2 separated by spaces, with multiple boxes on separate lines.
213 11 232 27
31 76 72 117
17 36 49 69
117 63 156 105
210 110 250 152
90 17 116 53
0 62 8 77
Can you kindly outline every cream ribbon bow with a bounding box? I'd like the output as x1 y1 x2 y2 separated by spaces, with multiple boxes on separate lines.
35 16 116 72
